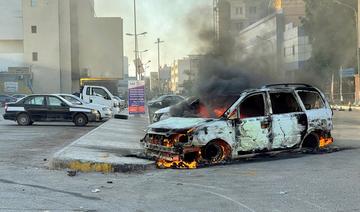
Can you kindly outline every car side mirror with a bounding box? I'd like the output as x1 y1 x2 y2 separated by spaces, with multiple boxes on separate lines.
60 102 67 107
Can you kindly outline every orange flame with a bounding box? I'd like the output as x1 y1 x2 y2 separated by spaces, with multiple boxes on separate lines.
157 159 197 169
319 137 333 148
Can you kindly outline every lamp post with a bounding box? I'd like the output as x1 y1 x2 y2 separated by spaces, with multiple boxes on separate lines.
126 31 147 80
127 0 148 80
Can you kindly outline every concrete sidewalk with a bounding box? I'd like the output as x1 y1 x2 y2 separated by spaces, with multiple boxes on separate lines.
49 116 155 173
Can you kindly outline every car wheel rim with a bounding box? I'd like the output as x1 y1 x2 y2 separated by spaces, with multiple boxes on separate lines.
78 118 83 123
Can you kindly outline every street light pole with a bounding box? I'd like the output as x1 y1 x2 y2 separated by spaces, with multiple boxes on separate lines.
133 0 139 80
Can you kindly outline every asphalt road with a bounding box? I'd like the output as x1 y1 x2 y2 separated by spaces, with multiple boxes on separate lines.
0 108 359 211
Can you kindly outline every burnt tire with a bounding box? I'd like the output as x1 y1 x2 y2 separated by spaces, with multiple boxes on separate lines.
74 113 88 127
202 140 231 163
17 113 31 126
301 133 320 153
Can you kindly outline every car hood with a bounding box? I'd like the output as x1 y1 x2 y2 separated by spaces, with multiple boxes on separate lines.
155 106 170 114
148 117 211 130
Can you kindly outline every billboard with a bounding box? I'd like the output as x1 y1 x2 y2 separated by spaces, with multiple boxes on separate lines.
128 80 145 114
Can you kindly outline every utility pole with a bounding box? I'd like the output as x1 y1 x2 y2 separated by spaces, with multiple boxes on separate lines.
155 38 164 73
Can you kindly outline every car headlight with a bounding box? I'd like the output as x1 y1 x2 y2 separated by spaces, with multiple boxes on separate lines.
91 109 98 114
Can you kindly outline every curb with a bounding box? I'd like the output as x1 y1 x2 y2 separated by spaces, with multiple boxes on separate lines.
49 118 155 173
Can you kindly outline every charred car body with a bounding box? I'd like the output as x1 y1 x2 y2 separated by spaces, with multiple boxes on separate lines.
141 84 333 168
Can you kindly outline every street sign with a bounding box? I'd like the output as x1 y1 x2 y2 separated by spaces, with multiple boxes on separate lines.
128 80 145 115
340 67 355 78
4 82 18 93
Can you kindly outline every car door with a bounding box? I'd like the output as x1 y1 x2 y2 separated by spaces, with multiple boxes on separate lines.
269 91 307 149
23 96 47 121
46 96 71 121
296 90 332 132
236 92 272 153
90 87 113 108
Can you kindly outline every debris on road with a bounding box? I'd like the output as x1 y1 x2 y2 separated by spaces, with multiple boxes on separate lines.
106 181 113 184
91 188 100 193
67 170 77 177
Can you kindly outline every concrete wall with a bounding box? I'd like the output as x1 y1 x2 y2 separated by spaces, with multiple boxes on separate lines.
22 0 62 93
0 0 24 73
0 0 23 40
71 0 123 81
59 0 72 93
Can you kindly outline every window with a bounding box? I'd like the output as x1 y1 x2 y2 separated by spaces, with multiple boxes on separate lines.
31 25 37 33
86 87 91 95
31 0 37 7
239 94 265 119
32 52 38 61
270 92 301 114
249 6 257 14
235 7 243 15
298 91 325 110
25 96 45 106
93 88 108 98
48 97 63 106
292 45 295 55
62 96 82 105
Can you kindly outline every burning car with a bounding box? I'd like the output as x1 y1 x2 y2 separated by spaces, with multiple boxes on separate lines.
141 84 334 168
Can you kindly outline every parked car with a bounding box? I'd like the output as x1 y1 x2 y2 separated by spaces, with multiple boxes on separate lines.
0 94 16 107
57 94 112 120
80 85 121 114
3 94 100 126
148 95 185 123
141 84 333 168
11 94 28 101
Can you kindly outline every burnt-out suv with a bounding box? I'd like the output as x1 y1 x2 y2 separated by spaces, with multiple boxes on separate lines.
141 84 333 168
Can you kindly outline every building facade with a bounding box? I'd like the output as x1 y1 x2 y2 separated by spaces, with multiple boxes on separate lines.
170 55 202 94
0 0 124 94
283 23 311 79
0 0 24 72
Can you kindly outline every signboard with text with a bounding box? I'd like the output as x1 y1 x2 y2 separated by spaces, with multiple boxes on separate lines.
4 82 18 93
128 80 145 114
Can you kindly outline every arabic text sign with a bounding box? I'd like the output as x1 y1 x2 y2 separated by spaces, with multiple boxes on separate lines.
128 80 145 114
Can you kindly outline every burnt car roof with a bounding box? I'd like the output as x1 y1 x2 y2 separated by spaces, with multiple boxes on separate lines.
241 84 320 94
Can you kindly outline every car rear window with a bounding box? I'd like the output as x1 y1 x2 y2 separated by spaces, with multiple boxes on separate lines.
297 91 325 110
270 92 302 114
25 96 45 106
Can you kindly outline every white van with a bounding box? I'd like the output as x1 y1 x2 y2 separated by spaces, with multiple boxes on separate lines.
80 85 120 114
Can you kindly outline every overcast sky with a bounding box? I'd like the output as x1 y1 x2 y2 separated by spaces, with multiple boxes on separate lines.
95 0 212 77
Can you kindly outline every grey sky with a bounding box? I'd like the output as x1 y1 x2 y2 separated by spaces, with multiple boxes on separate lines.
95 0 212 77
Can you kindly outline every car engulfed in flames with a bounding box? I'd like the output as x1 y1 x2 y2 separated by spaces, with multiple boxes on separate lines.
141 84 334 169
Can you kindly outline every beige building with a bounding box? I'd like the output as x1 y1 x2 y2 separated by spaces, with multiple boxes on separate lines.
0 0 24 72
2 0 124 94
170 55 202 94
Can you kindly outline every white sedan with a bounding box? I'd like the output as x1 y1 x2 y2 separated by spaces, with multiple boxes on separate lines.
57 94 112 120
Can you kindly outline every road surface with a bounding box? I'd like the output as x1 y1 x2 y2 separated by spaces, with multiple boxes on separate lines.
0 108 359 211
